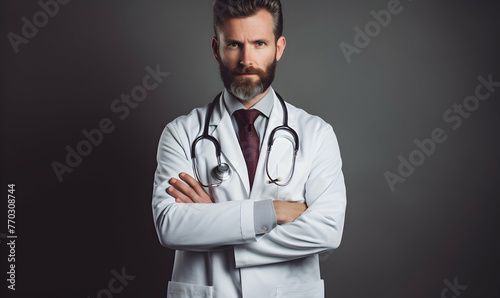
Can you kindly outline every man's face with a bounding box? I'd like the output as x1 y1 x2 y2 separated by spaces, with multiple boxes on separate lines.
212 9 286 102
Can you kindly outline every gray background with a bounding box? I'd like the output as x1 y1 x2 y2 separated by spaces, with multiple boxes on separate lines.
1 0 499 297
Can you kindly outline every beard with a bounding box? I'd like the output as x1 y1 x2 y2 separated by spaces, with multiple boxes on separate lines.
219 58 277 101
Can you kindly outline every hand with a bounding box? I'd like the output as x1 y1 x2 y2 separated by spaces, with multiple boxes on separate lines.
167 172 212 204
273 201 307 224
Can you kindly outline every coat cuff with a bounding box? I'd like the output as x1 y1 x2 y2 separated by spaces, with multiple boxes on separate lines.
253 199 277 235
240 200 257 242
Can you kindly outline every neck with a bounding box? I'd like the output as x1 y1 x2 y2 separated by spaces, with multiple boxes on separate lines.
238 86 272 109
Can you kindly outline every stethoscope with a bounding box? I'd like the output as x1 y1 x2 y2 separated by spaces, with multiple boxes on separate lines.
191 92 299 188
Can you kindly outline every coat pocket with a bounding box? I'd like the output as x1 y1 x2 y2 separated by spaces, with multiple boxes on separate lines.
167 281 213 298
276 279 324 298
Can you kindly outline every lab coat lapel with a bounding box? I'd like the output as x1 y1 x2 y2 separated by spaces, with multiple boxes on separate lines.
250 93 287 200
209 96 251 194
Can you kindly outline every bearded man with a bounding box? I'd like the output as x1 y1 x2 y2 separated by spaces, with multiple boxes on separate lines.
152 1 346 297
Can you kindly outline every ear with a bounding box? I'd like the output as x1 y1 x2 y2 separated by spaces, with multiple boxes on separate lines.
212 38 220 61
275 36 286 61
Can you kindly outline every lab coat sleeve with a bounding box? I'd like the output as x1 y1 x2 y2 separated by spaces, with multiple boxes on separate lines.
152 122 257 251
233 123 347 268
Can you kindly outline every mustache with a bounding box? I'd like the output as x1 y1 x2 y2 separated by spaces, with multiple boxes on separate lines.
231 66 265 76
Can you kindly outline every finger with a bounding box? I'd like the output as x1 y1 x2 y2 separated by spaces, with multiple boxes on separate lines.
179 173 212 203
169 177 201 203
167 185 191 203
167 185 193 203
179 172 207 197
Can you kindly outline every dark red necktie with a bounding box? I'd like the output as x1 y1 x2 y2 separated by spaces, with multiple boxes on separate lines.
234 109 261 189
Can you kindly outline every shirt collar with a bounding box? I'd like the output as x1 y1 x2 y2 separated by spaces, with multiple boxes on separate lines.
223 87 274 118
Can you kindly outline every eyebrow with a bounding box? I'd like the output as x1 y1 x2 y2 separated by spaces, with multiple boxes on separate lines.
224 39 242 44
224 38 271 44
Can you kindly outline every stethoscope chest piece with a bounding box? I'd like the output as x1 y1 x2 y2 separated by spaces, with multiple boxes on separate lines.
212 163 231 182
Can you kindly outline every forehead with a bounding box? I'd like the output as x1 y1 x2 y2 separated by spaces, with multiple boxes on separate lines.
219 9 275 40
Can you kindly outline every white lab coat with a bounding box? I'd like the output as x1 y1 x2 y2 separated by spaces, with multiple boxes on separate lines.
152 90 346 298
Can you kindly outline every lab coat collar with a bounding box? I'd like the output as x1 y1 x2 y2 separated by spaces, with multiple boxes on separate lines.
250 91 291 200
209 92 250 193
222 88 274 118
208 89 296 196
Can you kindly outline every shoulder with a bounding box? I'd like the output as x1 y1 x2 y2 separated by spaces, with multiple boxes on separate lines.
156 104 212 155
168 104 209 129
285 101 334 135
283 101 343 163
162 104 209 135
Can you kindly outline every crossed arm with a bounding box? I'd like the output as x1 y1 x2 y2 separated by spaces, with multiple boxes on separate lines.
167 172 307 224
153 120 346 262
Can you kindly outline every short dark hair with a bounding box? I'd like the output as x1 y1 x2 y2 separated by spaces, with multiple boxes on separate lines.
213 0 283 41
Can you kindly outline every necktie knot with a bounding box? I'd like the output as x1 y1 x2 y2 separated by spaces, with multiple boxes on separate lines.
234 109 261 129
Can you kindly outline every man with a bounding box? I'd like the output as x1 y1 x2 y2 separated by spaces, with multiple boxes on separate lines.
152 1 346 297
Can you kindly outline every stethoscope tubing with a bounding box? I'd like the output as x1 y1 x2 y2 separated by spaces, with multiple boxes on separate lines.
191 92 299 187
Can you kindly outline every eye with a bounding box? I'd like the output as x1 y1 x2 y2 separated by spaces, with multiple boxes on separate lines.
256 42 265 47
228 43 239 48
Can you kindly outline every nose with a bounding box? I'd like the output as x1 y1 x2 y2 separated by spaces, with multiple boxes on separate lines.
239 44 253 67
